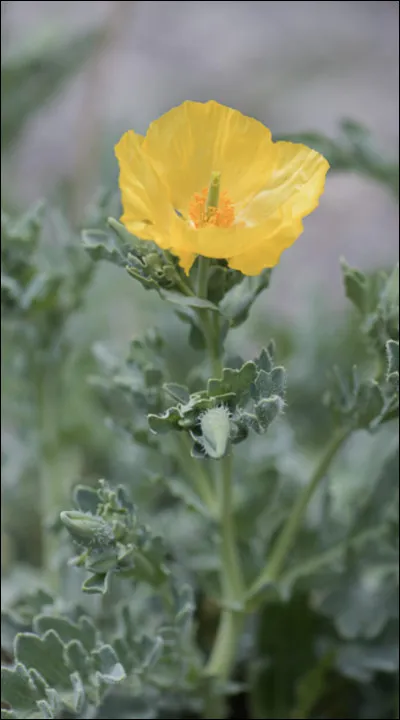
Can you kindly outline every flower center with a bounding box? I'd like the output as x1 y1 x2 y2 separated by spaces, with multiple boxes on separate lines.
188 172 235 229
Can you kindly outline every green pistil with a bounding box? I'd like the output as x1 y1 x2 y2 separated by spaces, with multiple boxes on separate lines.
206 171 221 217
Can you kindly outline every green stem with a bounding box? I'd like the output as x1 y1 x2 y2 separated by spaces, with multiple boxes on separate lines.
175 433 219 519
197 256 210 299
204 453 244 686
205 608 245 683
197 257 221 377
174 272 196 297
37 368 66 591
279 523 388 590
219 452 244 601
195 260 243 699
162 250 196 297
248 426 352 600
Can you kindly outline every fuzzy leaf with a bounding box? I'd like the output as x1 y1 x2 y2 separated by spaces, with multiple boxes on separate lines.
1 663 45 716
356 380 385 428
207 264 242 305
3 589 54 628
81 229 127 267
81 573 110 595
15 631 71 694
33 616 97 653
222 269 271 326
236 411 260 434
72 485 100 515
148 407 182 434
208 362 257 397
386 340 399 376
341 259 368 314
93 645 126 684
256 343 276 372
159 289 220 312
255 397 283 431
254 366 286 400
163 383 191 404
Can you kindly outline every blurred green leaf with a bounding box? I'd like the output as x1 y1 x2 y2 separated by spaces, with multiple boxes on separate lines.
341 259 369 314
292 651 335 719
81 229 128 268
1 30 104 150
221 269 272 327
249 595 329 719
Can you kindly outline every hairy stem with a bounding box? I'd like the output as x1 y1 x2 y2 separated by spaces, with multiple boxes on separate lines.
37 368 67 591
219 452 244 602
195 264 244 712
205 609 245 691
205 450 245 677
175 433 218 518
248 426 352 601
197 257 221 377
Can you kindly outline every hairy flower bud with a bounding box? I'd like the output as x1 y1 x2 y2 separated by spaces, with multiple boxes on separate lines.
60 511 109 543
200 406 231 459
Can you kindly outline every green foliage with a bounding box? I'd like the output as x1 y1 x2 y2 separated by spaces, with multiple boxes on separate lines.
1 198 118 582
1 29 105 151
1 204 94 348
82 219 220 312
3 244 398 719
325 365 394 430
220 269 272 328
82 220 273 354
248 438 399 717
341 261 399 352
324 263 399 430
2 116 399 720
88 329 167 450
148 345 286 458
1 580 201 719
2 605 127 718
61 481 169 594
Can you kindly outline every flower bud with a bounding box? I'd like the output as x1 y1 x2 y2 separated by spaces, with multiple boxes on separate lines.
200 406 231 459
60 511 108 542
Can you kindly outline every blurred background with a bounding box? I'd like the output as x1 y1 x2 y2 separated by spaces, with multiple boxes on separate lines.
1 0 399 330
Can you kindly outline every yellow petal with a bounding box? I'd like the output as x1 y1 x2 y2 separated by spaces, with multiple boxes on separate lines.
227 216 304 275
171 217 284 259
175 250 196 275
242 142 329 224
115 130 176 248
142 100 274 212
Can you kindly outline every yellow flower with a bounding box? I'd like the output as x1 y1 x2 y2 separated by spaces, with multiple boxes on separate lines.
115 101 329 276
